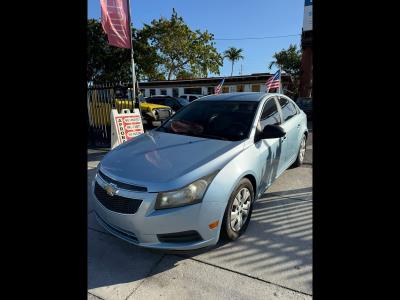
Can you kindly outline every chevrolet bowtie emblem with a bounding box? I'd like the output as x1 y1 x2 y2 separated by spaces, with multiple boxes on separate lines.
105 183 118 196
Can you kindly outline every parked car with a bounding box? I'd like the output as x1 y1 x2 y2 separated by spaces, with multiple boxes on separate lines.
179 94 202 102
115 99 173 127
145 95 189 112
296 97 312 119
92 92 308 250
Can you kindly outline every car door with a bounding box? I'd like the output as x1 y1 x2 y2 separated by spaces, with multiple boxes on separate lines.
254 96 284 193
278 96 302 168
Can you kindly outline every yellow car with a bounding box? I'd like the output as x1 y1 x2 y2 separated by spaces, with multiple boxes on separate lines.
88 98 173 128
137 101 173 126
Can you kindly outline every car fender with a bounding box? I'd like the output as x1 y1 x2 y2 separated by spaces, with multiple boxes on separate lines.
197 145 259 239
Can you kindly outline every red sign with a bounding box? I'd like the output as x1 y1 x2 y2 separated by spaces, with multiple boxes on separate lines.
114 114 144 144
100 0 131 49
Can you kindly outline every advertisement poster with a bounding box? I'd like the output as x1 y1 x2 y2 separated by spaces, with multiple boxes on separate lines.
303 0 313 32
111 109 144 149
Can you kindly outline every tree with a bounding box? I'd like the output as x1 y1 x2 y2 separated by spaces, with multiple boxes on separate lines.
88 10 222 82
223 47 244 76
268 44 302 78
88 19 130 82
269 44 302 96
142 9 223 80
175 69 194 80
87 19 163 83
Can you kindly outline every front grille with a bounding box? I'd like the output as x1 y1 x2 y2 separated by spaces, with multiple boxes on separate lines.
156 109 171 120
157 230 203 243
94 182 142 214
98 169 147 192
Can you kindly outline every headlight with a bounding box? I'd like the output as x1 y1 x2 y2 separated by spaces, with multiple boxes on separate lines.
155 171 219 210
152 109 159 119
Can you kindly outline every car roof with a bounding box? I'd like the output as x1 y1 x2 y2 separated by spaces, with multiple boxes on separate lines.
146 95 173 98
197 92 282 102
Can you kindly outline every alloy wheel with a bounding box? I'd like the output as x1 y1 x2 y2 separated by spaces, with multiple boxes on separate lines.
230 187 251 232
299 137 306 162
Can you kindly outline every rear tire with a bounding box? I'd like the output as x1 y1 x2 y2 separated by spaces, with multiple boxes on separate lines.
292 134 307 167
221 178 254 241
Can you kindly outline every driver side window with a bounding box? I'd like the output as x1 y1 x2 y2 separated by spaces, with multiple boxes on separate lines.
259 98 281 130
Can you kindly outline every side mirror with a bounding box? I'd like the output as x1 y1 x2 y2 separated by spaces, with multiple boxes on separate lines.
260 125 286 139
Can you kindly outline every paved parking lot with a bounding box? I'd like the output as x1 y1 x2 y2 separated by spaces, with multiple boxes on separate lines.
87 130 312 300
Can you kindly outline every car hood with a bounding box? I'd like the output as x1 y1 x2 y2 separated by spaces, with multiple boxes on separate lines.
140 103 170 110
99 130 245 192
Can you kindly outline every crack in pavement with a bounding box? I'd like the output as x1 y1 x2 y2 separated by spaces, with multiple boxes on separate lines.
124 254 166 300
88 291 106 300
174 254 313 297
88 226 312 297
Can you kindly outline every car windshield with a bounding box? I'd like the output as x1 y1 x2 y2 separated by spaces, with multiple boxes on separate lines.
157 101 259 141
176 98 189 106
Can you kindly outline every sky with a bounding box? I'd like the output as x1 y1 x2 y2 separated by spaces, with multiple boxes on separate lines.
88 0 305 77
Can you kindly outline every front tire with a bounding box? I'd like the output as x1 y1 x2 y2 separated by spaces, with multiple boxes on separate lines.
292 134 307 167
221 178 254 241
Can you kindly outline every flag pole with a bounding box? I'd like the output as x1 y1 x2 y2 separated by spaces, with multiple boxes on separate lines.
279 67 282 94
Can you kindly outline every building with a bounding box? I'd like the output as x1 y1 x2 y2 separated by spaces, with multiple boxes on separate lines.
138 73 295 98
299 0 313 98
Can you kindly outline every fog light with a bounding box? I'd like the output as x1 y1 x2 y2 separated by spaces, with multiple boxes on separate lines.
208 220 219 229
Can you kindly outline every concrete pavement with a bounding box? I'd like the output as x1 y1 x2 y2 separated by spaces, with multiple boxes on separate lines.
87 132 312 299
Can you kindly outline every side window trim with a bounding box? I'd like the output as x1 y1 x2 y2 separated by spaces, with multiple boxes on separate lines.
273 96 283 125
278 96 298 124
258 96 281 125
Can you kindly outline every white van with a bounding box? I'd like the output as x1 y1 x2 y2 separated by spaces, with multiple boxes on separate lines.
179 94 202 102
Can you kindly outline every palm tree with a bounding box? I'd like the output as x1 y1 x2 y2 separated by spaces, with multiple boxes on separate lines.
223 47 244 76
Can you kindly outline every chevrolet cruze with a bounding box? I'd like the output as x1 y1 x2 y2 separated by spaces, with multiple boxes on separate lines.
92 92 308 250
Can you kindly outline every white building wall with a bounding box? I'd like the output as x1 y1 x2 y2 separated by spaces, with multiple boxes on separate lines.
143 81 273 97
260 84 267 93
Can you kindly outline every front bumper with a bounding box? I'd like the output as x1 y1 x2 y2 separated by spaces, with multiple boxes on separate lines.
92 174 221 250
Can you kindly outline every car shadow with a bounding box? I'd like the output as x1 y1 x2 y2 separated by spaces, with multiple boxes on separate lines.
88 186 312 294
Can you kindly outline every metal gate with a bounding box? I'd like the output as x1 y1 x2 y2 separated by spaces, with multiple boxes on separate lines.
87 83 136 148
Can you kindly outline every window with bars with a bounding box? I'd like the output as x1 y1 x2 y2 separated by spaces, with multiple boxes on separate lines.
236 84 244 92
252 84 260 92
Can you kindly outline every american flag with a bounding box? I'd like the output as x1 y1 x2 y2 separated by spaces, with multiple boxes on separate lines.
265 70 281 92
214 78 225 94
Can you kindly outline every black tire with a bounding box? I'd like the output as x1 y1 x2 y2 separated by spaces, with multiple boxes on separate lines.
221 178 254 241
292 134 307 167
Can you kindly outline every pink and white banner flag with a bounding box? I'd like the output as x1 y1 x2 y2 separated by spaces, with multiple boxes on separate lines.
100 0 131 48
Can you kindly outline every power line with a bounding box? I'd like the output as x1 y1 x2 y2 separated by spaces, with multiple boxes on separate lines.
214 34 300 41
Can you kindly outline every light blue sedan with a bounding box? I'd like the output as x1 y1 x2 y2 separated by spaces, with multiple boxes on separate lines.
92 92 308 250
